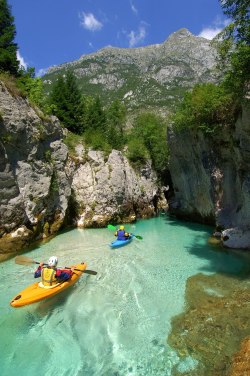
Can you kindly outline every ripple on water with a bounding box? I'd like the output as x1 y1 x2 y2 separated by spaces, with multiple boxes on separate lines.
0 216 249 376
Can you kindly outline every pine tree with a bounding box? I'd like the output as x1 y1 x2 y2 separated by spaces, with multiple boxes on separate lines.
86 96 106 131
0 0 19 75
106 99 126 149
49 71 84 134
63 71 84 134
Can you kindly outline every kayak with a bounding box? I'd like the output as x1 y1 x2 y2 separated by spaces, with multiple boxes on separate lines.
110 235 134 249
10 263 87 308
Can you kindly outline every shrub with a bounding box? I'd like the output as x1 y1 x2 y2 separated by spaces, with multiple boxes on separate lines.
172 83 239 133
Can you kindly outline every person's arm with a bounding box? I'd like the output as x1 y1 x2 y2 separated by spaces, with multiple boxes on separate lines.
56 268 73 281
34 263 43 278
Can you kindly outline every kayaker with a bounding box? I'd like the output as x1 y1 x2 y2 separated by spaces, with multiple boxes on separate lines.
115 225 130 241
34 256 74 287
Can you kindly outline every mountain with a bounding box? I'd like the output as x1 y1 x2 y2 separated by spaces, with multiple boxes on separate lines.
42 29 219 113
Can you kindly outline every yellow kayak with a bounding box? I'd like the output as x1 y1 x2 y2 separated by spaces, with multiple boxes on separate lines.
10 263 87 308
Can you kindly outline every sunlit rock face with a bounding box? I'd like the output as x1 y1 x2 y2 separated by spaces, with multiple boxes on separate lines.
168 272 250 376
70 147 167 228
0 82 166 258
168 101 250 249
0 81 72 257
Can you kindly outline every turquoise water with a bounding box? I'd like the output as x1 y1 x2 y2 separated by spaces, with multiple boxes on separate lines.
0 216 248 376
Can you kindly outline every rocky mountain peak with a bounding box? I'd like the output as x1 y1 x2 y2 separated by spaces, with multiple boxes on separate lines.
164 28 194 42
43 28 219 113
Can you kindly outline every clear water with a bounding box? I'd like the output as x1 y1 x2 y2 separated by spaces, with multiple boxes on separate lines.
0 216 247 376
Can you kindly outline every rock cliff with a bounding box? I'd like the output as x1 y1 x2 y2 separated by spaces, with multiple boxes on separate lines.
0 81 72 258
70 146 166 228
0 81 166 259
168 100 250 249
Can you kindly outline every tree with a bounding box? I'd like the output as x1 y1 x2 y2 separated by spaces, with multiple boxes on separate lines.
171 83 238 133
215 0 250 96
48 71 84 134
128 112 169 179
220 0 250 43
86 96 106 131
106 99 126 149
63 70 84 134
0 0 19 75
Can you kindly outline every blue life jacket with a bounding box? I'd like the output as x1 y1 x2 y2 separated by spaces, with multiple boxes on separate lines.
117 230 126 240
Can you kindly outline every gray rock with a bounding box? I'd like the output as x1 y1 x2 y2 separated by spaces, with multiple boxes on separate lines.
168 101 250 249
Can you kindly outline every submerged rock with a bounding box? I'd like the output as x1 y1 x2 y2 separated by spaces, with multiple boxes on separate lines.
168 272 250 375
228 336 250 376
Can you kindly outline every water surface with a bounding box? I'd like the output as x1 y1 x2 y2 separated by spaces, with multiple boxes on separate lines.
0 216 248 376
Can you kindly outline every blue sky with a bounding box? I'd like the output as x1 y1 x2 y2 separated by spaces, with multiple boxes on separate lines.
8 0 229 76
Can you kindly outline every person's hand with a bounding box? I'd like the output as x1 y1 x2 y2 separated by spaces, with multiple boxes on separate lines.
39 262 44 267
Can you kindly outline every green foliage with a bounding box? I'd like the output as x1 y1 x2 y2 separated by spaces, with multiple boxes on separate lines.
84 128 111 154
16 67 48 110
86 96 106 131
63 131 85 156
215 0 250 97
127 112 169 178
0 71 24 96
0 0 19 76
48 70 84 134
171 83 238 133
126 138 149 165
106 99 126 150
220 0 250 44
222 44 250 95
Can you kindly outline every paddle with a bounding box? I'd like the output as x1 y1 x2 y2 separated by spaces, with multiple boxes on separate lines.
107 224 143 240
15 256 97 275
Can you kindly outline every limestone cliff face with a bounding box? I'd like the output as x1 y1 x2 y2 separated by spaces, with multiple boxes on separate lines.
0 81 72 258
168 101 250 249
70 146 166 228
0 82 166 258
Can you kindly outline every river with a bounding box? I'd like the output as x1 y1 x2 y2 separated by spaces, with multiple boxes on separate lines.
0 216 248 376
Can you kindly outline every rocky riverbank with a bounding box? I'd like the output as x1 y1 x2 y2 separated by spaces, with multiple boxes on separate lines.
168 264 250 375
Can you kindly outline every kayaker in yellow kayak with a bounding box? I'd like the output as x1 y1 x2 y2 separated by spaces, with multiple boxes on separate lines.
115 225 131 241
34 256 74 288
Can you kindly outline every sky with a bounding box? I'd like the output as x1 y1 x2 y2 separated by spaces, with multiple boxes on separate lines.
8 0 229 76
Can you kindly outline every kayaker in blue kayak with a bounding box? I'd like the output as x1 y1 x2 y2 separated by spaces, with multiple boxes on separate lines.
34 256 74 287
115 225 131 241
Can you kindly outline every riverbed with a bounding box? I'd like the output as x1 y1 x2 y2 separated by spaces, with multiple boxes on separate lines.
0 216 249 376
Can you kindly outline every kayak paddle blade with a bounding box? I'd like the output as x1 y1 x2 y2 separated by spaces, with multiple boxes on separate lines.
134 235 143 240
107 224 116 230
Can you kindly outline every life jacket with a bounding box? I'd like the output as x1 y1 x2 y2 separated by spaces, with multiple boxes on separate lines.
116 229 128 240
41 267 58 286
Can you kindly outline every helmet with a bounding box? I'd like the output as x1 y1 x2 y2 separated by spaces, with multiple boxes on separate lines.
119 225 125 230
48 256 58 267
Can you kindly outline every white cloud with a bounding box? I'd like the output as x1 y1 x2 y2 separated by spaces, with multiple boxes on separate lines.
17 51 27 69
198 27 223 40
130 1 138 14
198 17 230 40
128 25 146 47
37 68 48 77
80 12 103 31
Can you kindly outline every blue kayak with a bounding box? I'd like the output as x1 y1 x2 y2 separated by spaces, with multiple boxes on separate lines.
110 235 134 249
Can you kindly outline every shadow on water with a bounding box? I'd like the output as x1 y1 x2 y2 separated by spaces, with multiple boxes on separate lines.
164 214 250 279
164 213 213 232
186 243 250 278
